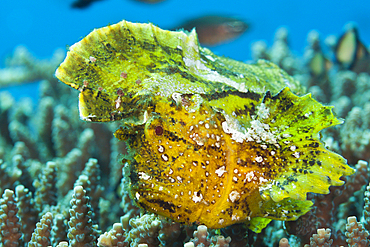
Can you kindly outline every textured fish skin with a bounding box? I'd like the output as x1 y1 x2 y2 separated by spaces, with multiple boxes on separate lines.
55 20 354 232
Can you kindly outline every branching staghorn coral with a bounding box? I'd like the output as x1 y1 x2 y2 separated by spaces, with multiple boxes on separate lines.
191 225 210 246
28 212 53 247
184 225 231 247
0 158 22 196
51 213 67 246
303 228 333 247
345 216 370 247
251 27 303 77
0 189 22 246
33 161 58 211
125 214 162 247
68 185 100 246
15 184 38 243
98 222 129 247
364 183 370 232
0 46 65 88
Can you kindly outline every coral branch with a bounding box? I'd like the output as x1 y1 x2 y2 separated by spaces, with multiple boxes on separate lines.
15 185 37 243
67 185 99 246
345 216 370 247
0 189 22 246
28 212 53 247
304 228 333 247
33 161 58 211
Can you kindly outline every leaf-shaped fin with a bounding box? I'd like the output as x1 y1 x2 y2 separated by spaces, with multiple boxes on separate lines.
247 197 312 233
55 20 304 123
56 20 201 122
247 217 272 234
257 88 354 202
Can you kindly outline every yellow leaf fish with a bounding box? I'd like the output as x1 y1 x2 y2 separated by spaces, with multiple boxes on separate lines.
55 20 354 232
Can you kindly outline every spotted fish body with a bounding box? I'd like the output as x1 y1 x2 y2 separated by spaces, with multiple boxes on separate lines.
55 20 354 232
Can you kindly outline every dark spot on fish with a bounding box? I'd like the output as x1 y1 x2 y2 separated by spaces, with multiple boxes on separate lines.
155 125 164 135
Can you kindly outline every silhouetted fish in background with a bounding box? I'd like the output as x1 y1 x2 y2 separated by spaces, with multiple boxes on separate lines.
304 31 333 95
174 15 249 46
309 51 332 78
335 24 369 72
71 0 104 9
133 0 166 3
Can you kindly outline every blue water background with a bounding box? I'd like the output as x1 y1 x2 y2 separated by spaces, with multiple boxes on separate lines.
1 0 370 101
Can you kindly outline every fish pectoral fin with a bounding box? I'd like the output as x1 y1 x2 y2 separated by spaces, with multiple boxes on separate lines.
247 197 313 233
246 217 272 234
78 88 116 122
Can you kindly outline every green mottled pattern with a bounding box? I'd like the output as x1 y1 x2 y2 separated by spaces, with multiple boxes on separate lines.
56 20 354 232
56 20 304 123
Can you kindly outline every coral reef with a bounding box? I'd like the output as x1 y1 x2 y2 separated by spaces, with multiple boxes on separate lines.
345 216 369 247
0 21 370 246
0 189 22 246
0 46 64 88
186 225 231 247
28 211 53 247
303 228 333 247
68 185 100 246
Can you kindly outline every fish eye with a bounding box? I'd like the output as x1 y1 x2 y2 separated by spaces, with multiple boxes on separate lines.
155 125 164 136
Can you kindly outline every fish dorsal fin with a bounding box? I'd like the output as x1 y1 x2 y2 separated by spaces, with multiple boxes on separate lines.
56 20 304 123
256 88 354 202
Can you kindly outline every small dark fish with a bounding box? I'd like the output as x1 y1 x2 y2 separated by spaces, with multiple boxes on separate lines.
175 15 249 46
335 24 369 72
71 0 104 9
133 0 166 3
